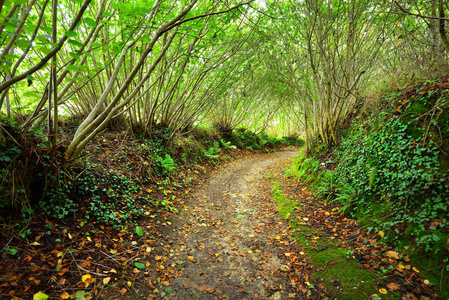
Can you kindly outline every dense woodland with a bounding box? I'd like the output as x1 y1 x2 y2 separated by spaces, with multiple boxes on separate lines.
0 0 448 299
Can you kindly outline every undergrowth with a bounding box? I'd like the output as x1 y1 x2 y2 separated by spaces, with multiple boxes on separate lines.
292 78 449 297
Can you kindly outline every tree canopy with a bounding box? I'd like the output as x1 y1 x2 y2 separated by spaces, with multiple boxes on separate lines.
1 0 448 157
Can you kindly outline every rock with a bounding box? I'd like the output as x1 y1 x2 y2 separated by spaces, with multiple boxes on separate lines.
279 265 290 272
371 294 381 300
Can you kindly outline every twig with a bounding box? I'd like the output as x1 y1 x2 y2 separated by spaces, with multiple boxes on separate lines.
0 123 20 147
76 265 108 277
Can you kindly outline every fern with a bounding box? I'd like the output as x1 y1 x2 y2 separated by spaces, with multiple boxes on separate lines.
204 144 221 158
155 153 175 173
220 139 237 149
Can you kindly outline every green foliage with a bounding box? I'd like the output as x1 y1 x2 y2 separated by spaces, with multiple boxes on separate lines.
333 115 448 252
316 171 336 201
41 168 152 228
204 141 221 159
154 153 175 174
220 139 236 149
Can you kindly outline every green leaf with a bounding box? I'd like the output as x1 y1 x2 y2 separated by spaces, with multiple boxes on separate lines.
65 31 78 37
68 39 84 47
7 18 23 25
23 91 39 97
5 247 18 255
0 59 12 66
136 226 143 236
165 287 173 294
4 54 18 60
134 262 145 269
69 52 81 60
67 65 78 71
13 0 28 4
84 17 97 28
33 292 48 300
15 39 30 48
235 214 245 219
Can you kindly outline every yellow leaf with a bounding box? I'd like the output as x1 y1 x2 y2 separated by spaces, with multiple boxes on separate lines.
187 256 194 262
82 274 91 282
230 243 234 247
412 267 420 273
276 236 281 240
424 279 430 285
249 234 255 238
398 263 405 269
87 236 92 242
127 281 132 287
378 231 385 238
379 288 388 294
103 277 111 285
248 250 253 254
300 252 305 255
215 253 219 257
33 292 48 300
385 250 399 259
60 292 70 299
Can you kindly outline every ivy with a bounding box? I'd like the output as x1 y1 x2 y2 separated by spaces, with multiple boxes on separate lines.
332 116 448 252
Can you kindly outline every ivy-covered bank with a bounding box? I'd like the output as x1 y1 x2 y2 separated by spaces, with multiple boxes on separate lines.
293 79 449 296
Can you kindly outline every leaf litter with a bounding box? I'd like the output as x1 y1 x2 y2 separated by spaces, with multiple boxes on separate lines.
1 145 443 299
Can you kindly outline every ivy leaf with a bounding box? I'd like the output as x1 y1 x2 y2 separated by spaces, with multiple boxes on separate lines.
136 226 143 236
134 262 145 269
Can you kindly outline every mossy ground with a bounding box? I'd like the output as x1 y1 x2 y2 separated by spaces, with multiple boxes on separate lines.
271 173 402 299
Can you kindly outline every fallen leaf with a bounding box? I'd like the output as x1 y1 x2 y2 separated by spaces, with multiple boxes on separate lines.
386 282 399 291
127 281 132 287
60 292 70 299
279 265 290 272
378 231 385 238
33 292 48 300
155 256 162 260
412 267 420 273
103 277 111 285
379 288 388 294
82 274 91 283
120 288 127 295
385 250 399 259
187 256 194 262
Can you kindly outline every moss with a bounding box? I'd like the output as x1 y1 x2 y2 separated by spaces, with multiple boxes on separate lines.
272 178 401 299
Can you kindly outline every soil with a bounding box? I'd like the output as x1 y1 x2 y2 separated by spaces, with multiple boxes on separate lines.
100 149 319 300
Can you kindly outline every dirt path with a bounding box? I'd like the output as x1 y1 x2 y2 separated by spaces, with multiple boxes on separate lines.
102 148 318 300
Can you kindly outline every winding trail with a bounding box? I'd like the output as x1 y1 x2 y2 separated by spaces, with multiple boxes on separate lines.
157 149 301 299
